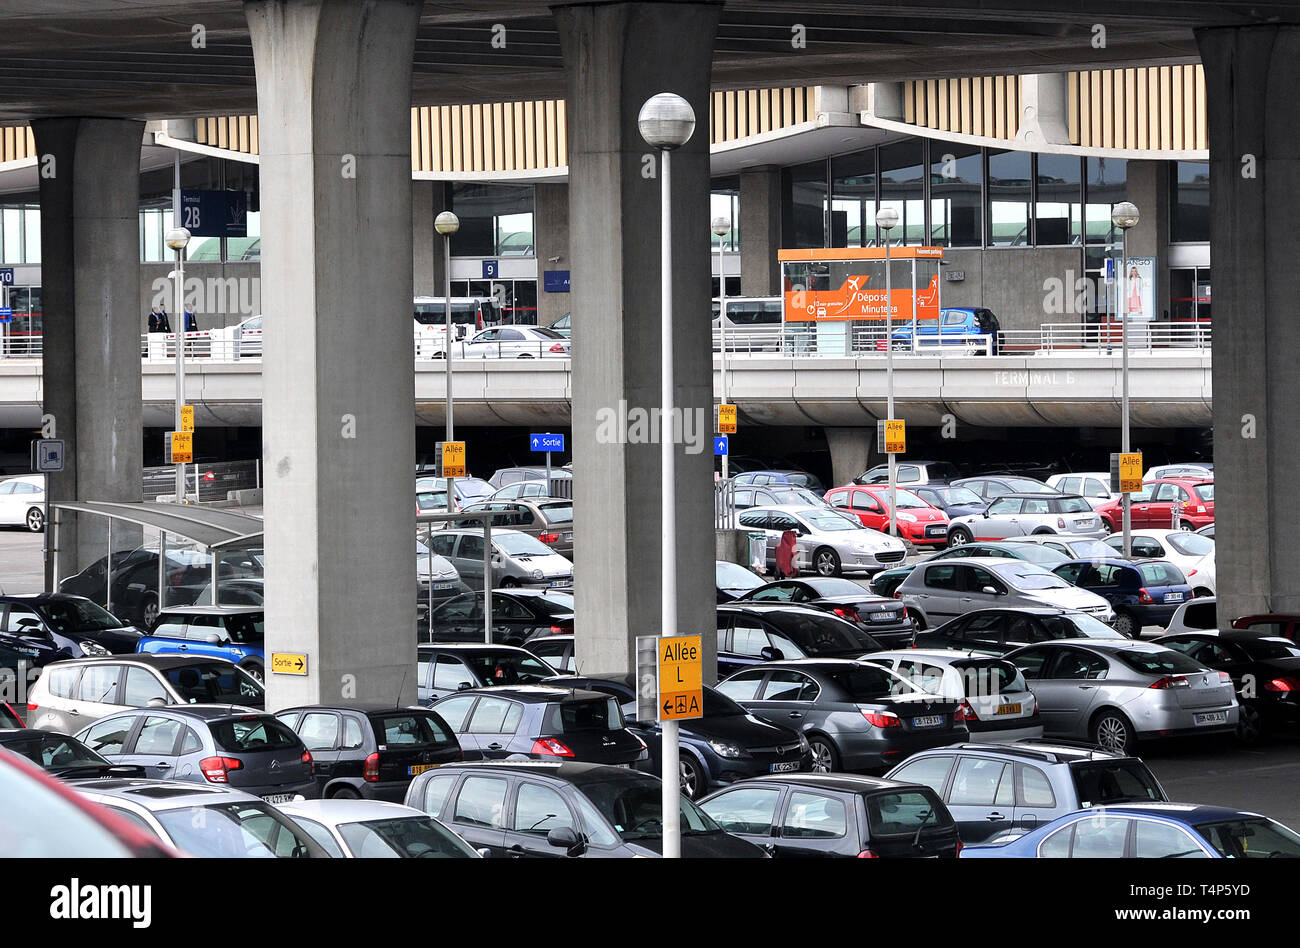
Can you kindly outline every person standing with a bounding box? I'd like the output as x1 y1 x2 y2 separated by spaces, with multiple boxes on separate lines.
147 306 161 333
156 306 171 334
774 529 799 580
184 305 198 333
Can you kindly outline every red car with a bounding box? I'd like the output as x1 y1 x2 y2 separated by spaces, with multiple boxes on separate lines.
0 702 22 727
824 484 950 547
1095 478 1215 533
1232 614 1300 642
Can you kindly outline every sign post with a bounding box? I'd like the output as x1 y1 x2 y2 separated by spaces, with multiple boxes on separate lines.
657 634 701 860
529 433 565 494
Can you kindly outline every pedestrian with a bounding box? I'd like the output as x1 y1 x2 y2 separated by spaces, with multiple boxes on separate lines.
147 306 160 333
774 529 799 579
156 306 171 333
184 305 198 333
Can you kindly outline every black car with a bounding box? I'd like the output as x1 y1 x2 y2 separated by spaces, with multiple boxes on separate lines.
1154 630 1300 741
276 703 463 801
543 673 811 799
715 603 883 678
0 594 143 655
716 560 766 603
428 685 646 766
913 607 1127 656
0 598 113 671
0 728 144 780
733 577 913 646
522 632 576 673
699 773 961 857
421 589 574 646
416 644 558 703
403 760 764 858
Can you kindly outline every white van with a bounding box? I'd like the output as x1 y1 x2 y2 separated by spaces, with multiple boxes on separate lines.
711 296 784 352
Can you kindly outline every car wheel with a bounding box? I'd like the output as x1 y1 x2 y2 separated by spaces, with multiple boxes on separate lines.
808 736 839 774
501 577 520 588
679 754 706 800
139 594 159 629
330 785 361 800
1031 528 1054 536
1112 611 1140 639
947 527 972 548
813 547 841 577
241 662 265 685
909 614 924 636
1236 703 1263 745
1090 709 1134 755
25 507 44 532
1101 519 1114 536
516 353 535 359
1192 587 1214 599
1178 520 1195 532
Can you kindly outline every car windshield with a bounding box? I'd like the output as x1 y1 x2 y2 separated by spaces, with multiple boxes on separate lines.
716 561 763 590
932 487 982 505
155 802 325 858
579 779 721 841
1166 533 1215 557
827 665 921 700
765 612 880 655
1140 562 1187 586
1237 637 1300 660
1070 761 1165 804
455 479 493 500
460 651 555 684
702 687 748 717
1114 648 1208 677
1005 478 1055 492
1057 498 1092 513
0 762 150 857
892 491 930 509
803 578 869 597
36 599 127 633
1009 568 1071 590
950 659 1027 695
417 491 448 511
495 533 555 557
1043 613 1127 639
1070 539 1121 559
338 816 478 858
542 697 624 733
164 663 264 706
4 734 111 772
1005 545 1069 567
1196 818 1300 858
519 594 574 617
800 510 858 532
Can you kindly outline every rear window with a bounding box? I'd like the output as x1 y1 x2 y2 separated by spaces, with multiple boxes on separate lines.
1181 601 1217 630
1070 761 1165 805
372 713 452 746
1113 648 1207 676
1166 533 1214 557
864 789 954 837
764 612 879 654
1193 484 1214 501
543 697 624 733
164 663 264 706
211 716 302 753
1139 562 1187 586
1237 638 1300 661
459 650 555 685
826 666 918 701
538 503 573 524
950 659 1028 696
1056 497 1091 514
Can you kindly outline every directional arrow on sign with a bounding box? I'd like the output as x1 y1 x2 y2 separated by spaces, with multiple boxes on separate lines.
295 658 304 670
663 699 672 715
531 436 540 449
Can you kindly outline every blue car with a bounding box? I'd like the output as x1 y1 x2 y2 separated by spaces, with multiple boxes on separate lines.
911 484 990 520
1052 559 1193 638
890 307 1001 354
961 803 1300 858
729 469 826 497
137 606 266 683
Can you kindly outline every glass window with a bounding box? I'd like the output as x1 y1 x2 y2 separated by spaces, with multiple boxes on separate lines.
293 818 346 858
878 140 926 246
1072 762 1164 805
948 758 1010 806
431 695 475 732
1171 161 1209 243
716 670 766 702
929 143 982 247
181 727 203 755
434 656 476 692
888 755 953 796
987 149 1031 246
711 176 740 252
466 696 523 734
76 664 121 704
1019 766 1057 807
761 670 818 702
81 716 133 756
787 160 828 248
513 782 576 835
1196 818 1300 859
421 773 458 818
1133 819 1209 858
122 667 168 706
1038 824 1074 858
1050 648 1109 680
44 666 80 699
923 564 960 590
866 789 953 836
452 776 509 828
1084 157 1127 245
342 716 366 750
782 792 848 839
831 150 876 247
1070 814 1130 857
449 183 534 258
133 716 182 755
571 792 621 848
700 785 782 836
211 717 300 753
298 712 340 751
1035 154 1082 245
543 698 622 734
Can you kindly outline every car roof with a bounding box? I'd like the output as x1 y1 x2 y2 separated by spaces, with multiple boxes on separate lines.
910 740 1137 764
278 702 433 715
1010 637 1167 653
69 778 264 808
103 703 263 722
1096 802 1264 822
277 799 427 823
744 773 917 794
47 654 239 670
429 527 530 537
0 592 106 606
718 602 849 617
868 649 1014 665
979 491 1072 499
917 555 1037 568
429 760 652 782
417 643 536 653
442 685 610 703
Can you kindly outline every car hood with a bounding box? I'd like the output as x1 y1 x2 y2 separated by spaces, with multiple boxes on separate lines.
625 831 766 858
1025 587 1110 610
811 530 906 553
686 713 799 745
942 504 986 518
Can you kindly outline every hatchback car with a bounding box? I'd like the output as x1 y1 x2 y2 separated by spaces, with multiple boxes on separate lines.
417 644 558 703
885 740 1168 843
824 485 950 548
1167 596 1218 635
732 577 913 645
730 469 826 497
0 728 144 780
425 528 573 590
715 603 885 678
1052 559 1192 637
276 704 463 801
1045 472 1121 508
0 473 47 531
736 505 908 576
0 594 142 655
404 760 763 857
486 466 573 491
1002 535 1126 561
948 492 1104 544
719 482 830 514
910 484 987 519
1003 639 1239 753
75 706 318 802
460 498 576 560
700 773 960 857
278 799 481 858
854 461 962 487
1103 529 1216 596
415 474 494 510
868 540 1071 600
137 606 266 681
912 607 1127 656
1095 478 1215 532
422 589 573 646
717 659 968 773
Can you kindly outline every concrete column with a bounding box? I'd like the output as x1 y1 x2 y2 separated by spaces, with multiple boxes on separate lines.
739 165 782 297
33 118 145 585
1196 24 1300 620
1014 74 1070 147
1123 160 1171 319
825 427 876 490
430 181 452 295
534 182 571 329
247 0 421 708
555 1 722 680
412 180 437 298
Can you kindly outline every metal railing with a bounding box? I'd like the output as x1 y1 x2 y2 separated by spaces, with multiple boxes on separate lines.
142 458 261 503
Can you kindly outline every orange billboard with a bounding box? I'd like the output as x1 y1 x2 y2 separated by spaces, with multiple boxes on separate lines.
779 247 943 323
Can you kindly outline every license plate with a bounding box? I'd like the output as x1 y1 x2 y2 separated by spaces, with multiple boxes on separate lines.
1165 592 1184 602
926 525 946 535
770 761 800 773
1195 711 1227 726
261 793 295 804
549 579 572 588
615 763 633 769
564 532 573 541
432 582 455 590
912 715 943 728
408 764 439 776
1075 518 1093 526
995 703 1022 716
873 611 899 621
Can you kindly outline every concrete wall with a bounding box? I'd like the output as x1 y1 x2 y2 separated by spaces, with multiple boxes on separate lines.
140 262 261 332
534 182 570 329
1125 159 1171 319
412 180 437 297
940 246 1082 331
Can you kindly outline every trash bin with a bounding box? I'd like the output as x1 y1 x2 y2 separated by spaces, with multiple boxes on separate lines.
747 531 767 574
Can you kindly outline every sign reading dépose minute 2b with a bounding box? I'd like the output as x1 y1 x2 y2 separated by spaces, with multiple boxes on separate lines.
179 189 248 238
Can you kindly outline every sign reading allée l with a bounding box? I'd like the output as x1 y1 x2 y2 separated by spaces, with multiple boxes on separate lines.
658 636 702 721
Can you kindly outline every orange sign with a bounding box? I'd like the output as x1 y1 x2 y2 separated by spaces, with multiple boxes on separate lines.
784 273 940 323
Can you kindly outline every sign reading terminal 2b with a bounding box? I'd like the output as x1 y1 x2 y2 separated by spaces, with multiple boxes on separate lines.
658 635 702 721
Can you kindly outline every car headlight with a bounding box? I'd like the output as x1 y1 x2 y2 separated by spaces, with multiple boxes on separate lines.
79 640 109 656
709 739 749 759
897 513 917 523
531 569 544 581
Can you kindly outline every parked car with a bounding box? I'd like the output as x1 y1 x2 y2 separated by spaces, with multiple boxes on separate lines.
854 461 962 487
735 505 908 576
425 528 573 589
907 484 985 520
277 799 481 858
1167 596 1218 635
1103 529 1217 596
208 312 262 357
716 659 968 773
1145 462 1214 481
718 482 829 514
730 469 826 497
951 475 1059 500
75 706 318 801
1232 612 1300 641
716 559 766 603
1045 472 1122 509
191 578 266 607
961 803 1300 859
440 326 570 359
460 497 575 560
825 485 950 548
0 728 144 780
1002 535 1126 561
70 778 330 858
405 760 763 857
521 632 577 673
700 773 961 857
488 478 575 502
136 606 266 682
25 655 265 733
415 537 465 604
422 589 573 645
275 704 462 801
885 740 1168 843
548 312 570 337
1003 639 1239 753
947 492 1105 545
1052 559 1192 637
543 673 810 799
1196 523 1215 539
897 557 1114 631
864 650 1043 742
486 466 572 492
415 474 494 510
912 607 1127 656
416 643 559 703
731 577 913 647
1153 630 1300 741
889 306 1000 355
1095 478 1215 532
716 603 885 678
868 540 1071 600
0 473 46 531
0 596 118 672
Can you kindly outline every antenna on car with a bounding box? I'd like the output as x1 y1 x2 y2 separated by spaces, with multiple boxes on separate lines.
393 665 410 708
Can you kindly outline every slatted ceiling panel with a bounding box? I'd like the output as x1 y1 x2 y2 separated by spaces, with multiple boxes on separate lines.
994 78 1006 139
1159 66 1173 150
1183 66 1197 150
463 104 474 171
1101 71 1113 149
760 87 771 133
1171 67 1184 150
936 80 949 132
557 100 568 167
1195 65 1207 150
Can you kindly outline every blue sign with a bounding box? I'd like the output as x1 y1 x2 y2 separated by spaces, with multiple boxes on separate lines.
1103 257 1115 285
0 307 11 323
714 435 729 456
543 270 571 293
0 267 13 285
179 189 248 238
530 433 565 453
482 260 499 279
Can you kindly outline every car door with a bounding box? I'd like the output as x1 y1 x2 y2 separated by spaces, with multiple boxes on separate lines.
948 611 1010 655
850 489 887 531
1018 497 1053 534
117 713 185 779
445 773 510 855
774 789 858 857
429 652 479 701
765 512 801 565
1126 484 1157 528
501 780 582 857
429 694 479 756
1149 483 1182 528
1027 646 1108 738
960 565 1008 615
455 535 487 584
292 710 344 780
978 497 1024 539
495 327 527 358
1012 762 1060 835
753 669 820 737
429 593 483 641
942 755 1015 843
910 563 964 625
0 604 66 667
462 328 501 359
699 783 785 854
70 662 132 726
464 695 525 759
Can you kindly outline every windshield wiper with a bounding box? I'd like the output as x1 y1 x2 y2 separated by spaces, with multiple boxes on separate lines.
911 808 933 853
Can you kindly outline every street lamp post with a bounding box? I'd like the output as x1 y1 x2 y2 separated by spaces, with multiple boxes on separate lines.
165 227 191 503
639 91 695 861
711 215 731 480
1111 202 1140 558
435 211 460 514
875 207 899 539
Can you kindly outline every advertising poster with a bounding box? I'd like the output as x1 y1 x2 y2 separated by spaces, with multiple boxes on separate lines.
1123 256 1156 319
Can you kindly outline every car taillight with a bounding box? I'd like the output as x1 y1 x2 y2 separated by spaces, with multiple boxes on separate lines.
857 849 880 858
199 756 243 783
549 343 566 353
1187 569 1199 577
1057 517 1066 528
893 591 902 600
861 710 901 728
302 750 314 775
26 703 37 712
956 700 977 723
1265 677 1300 692
955 839 963 857
1150 675 1190 690
832 606 859 622
1138 588 1154 604
531 738 575 757
539 532 560 544
363 752 380 782
550 625 568 635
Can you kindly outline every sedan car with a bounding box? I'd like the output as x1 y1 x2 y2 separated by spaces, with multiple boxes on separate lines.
460 498 576 560
1104 529 1216 596
700 773 961 858
0 728 144 780
0 597 116 671
716 559 766 603
913 607 1127 656
947 493 1105 545
736 505 908 576
732 577 913 646
730 469 826 497
277 799 481 858
1045 472 1122 509
1003 639 1239 753
441 325 570 359
1052 559 1192 637
417 643 558 703
1001 535 1127 561
424 528 573 590
716 659 968 773
1095 478 1215 532
0 473 46 531
824 485 950 548
716 603 885 678
867 540 1071 600
415 475 494 510
422 589 573 646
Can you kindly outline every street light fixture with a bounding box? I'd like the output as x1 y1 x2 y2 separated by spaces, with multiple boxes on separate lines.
875 207 900 540
164 226 191 504
435 210 460 513
1111 201 1140 558
711 215 732 480
639 91 695 861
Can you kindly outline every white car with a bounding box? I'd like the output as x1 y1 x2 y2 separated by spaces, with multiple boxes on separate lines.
417 538 462 593
276 799 482 858
735 504 908 576
208 313 263 357
1165 596 1218 636
441 326 571 360
1144 462 1214 481
0 474 46 532
1105 529 1217 596
1045 472 1121 509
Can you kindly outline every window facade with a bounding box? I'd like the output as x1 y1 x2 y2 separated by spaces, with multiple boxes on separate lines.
449 182 535 258
1171 161 1209 243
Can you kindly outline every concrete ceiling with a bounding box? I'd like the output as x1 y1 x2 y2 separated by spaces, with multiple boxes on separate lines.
0 1 1295 124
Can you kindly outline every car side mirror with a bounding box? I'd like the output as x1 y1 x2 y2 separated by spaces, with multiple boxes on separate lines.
147 696 168 707
204 633 222 645
547 826 587 857
456 681 474 691
491 555 503 567
982 586 1000 596
759 646 785 662
475 847 493 859
981 510 990 518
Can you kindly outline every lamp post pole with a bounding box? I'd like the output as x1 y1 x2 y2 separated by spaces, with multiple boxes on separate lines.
435 211 460 513
712 216 731 480
165 227 191 503
1111 202 1140 558
876 208 899 539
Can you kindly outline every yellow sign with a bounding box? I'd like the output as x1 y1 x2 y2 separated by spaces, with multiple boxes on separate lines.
181 405 194 432
884 419 906 454
270 652 309 676
170 430 193 464
717 404 738 435
658 635 703 721
442 440 466 478
1119 452 1144 494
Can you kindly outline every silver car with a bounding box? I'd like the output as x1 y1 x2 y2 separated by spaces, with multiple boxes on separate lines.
444 326 571 360
736 505 908 576
897 556 1114 630
276 799 482 858
426 528 573 590
948 493 1105 545
1003 639 1239 754
1001 535 1127 561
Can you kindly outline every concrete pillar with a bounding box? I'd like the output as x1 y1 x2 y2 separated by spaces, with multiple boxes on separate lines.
1196 24 1300 620
555 1 722 680
534 182 571 329
1014 74 1070 147
412 180 437 298
33 118 145 585
247 0 421 708
825 428 876 490
739 165 782 297
1123 160 1171 319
